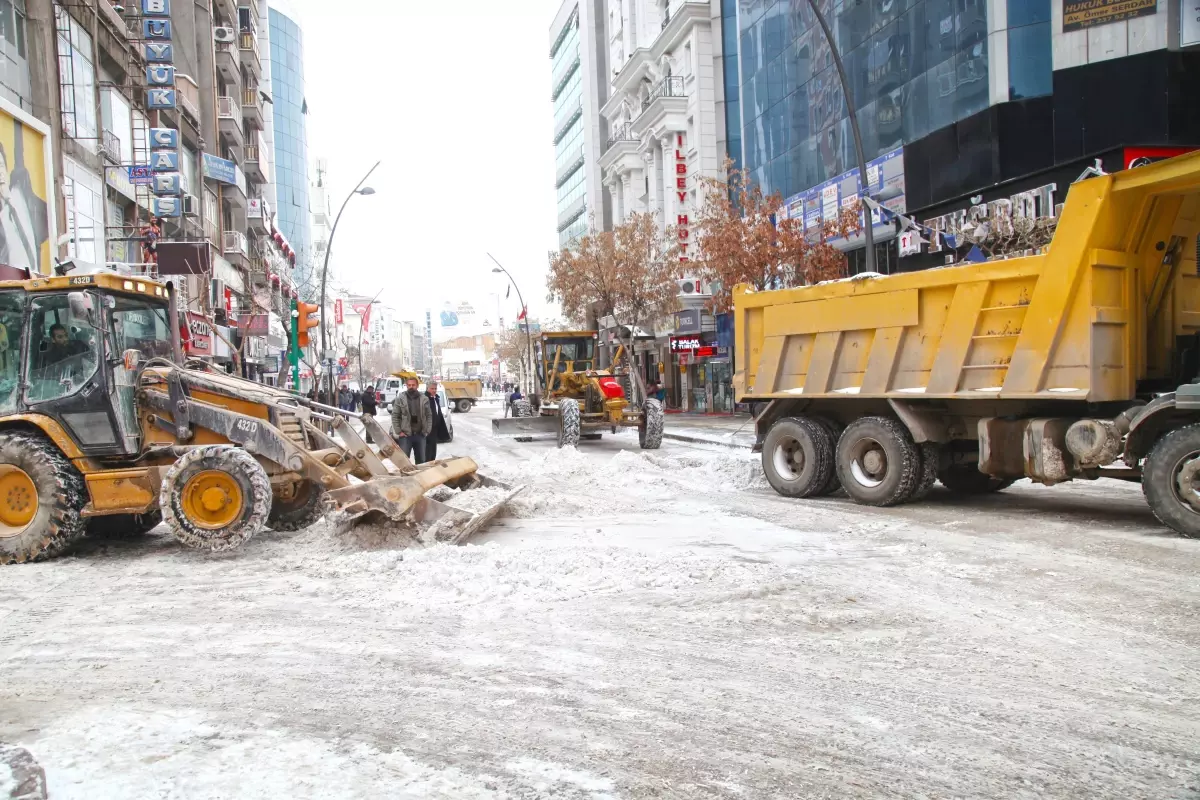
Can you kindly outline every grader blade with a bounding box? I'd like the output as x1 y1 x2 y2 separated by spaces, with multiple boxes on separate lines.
492 415 559 438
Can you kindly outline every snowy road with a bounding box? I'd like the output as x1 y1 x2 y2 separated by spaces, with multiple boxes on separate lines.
3 407 1200 799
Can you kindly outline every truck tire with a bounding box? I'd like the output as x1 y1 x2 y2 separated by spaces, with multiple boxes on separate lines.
811 417 844 496
762 417 835 498
0 430 88 564
455 398 472 413
639 399 664 450
938 465 1014 494
558 399 581 448
161 445 272 552
87 510 163 539
267 480 328 532
836 416 921 507
910 443 942 501
1142 423 1200 538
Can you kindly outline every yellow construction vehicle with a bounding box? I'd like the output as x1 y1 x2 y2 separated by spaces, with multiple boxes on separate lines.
0 271 519 564
737 151 1200 537
491 330 663 449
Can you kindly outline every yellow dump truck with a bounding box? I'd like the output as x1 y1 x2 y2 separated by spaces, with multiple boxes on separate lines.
441 379 482 413
736 151 1200 537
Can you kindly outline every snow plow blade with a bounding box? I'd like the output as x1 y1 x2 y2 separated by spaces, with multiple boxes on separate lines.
325 457 524 543
492 415 559 438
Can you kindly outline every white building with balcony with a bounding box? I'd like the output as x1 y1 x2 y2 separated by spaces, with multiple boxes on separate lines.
598 0 730 239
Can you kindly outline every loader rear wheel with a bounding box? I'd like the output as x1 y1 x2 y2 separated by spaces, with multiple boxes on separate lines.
0 431 87 564
268 480 327 532
639 399 664 450
87 510 163 539
162 445 271 552
558 399 581 448
1142 423 1200 538
836 416 920 507
762 417 834 498
938 465 1014 494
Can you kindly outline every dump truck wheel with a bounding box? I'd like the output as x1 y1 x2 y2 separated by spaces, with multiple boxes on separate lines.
639 399 664 450
762 417 834 498
836 416 920 507
937 465 1014 494
0 430 87 564
87 511 163 539
268 480 328 532
910 443 942 502
1142 424 1200 538
162 445 271 552
558 399 582 448
455 399 472 413
811 417 844 496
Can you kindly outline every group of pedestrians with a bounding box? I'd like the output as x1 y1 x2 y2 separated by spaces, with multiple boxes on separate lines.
389 376 451 464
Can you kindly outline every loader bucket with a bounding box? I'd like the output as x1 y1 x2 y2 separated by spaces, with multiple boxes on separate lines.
492 415 560 439
324 456 524 543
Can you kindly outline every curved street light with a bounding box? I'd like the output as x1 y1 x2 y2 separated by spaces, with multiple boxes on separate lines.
488 253 535 395
319 160 380 402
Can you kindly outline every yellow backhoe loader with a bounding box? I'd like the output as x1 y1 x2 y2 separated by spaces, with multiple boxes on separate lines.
0 270 520 564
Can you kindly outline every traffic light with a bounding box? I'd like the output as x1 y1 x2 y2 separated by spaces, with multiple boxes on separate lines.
296 301 320 348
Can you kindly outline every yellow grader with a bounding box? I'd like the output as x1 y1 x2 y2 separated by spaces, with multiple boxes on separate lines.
491 330 664 449
0 271 519 564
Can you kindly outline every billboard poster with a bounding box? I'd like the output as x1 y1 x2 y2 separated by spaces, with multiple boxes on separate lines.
0 97 53 275
1063 0 1155 31
782 146 906 245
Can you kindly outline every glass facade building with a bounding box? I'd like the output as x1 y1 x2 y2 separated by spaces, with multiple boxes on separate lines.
551 8 587 248
735 0 1052 207
268 6 311 274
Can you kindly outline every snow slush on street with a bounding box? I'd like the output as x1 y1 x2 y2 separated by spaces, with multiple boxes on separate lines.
4 406 1200 799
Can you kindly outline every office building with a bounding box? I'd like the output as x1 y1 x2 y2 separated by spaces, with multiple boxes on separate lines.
267 0 311 286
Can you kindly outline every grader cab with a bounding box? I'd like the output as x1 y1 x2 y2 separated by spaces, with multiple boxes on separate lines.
0 271 519 564
491 330 664 449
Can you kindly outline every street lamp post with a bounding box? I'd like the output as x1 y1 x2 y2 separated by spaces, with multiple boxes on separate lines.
319 160 380 405
487 253 535 396
806 0 875 274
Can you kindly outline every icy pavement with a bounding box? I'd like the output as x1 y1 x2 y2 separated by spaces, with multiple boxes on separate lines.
2 409 1200 799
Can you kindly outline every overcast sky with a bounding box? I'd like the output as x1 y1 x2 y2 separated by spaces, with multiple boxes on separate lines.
276 0 564 334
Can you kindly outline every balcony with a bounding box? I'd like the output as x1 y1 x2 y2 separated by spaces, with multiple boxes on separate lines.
215 40 238 84
244 133 270 184
605 124 638 151
239 30 262 80
242 86 264 129
641 76 685 112
177 73 201 124
223 229 249 269
631 76 688 138
101 128 121 165
247 197 270 235
217 95 244 148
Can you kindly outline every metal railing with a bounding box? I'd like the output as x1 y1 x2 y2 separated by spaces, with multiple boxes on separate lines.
606 124 638 149
223 229 248 257
245 144 260 162
217 95 238 119
101 128 121 163
242 86 260 109
239 30 260 61
641 76 685 111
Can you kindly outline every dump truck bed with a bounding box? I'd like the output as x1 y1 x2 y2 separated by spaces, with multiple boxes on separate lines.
736 152 1200 404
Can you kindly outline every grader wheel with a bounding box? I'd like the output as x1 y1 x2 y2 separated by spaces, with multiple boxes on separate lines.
161 445 272 552
0 430 87 564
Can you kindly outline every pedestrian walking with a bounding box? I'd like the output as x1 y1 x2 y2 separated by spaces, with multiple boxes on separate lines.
360 387 378 444
391 376 432 463
506 386 523 417
351 388 361 412
426 380 450 461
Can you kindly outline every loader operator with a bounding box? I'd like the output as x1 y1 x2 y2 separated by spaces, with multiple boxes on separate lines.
38 323 88 368
391 375 432 464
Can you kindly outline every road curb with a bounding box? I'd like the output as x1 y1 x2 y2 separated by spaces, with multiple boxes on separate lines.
663 432 752 450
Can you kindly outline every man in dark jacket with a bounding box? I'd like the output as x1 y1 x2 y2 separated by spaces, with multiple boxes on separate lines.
360 387 378 443
425 380 450 461
391 376 432 463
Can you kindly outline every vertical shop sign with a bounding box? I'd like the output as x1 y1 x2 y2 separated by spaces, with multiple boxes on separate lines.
675 133 689 262
144 0 181 218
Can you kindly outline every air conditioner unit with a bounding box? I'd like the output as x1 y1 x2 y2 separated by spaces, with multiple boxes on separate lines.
181 193 200 216
677 277 701 295
213 27 236 43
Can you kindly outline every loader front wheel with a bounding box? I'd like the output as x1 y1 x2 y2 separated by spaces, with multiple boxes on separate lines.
762 417 834 498
639 399 664 450
0 431 87 564
558 399 581 448
162 445 271 552
268 480 328 532
1142 424 1200 538
836 417 920 507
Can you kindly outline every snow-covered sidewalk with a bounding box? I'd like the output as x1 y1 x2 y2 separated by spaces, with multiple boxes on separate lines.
664 413 756 449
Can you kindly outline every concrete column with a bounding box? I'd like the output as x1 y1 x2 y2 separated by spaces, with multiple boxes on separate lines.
660 135 675 230
627 169 646 213
621 0 634 56
612 175 624 223
645 150 659 219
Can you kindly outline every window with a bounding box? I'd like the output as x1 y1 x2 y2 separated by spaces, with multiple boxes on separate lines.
0 290 22 412
1008 22 1051 99
0 0 31 111
109 295 172 361
55 5 97 144
100 87 133 164
26 291 100 405
62 157 104 264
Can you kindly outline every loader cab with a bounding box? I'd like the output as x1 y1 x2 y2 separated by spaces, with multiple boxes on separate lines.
0 275 172 457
